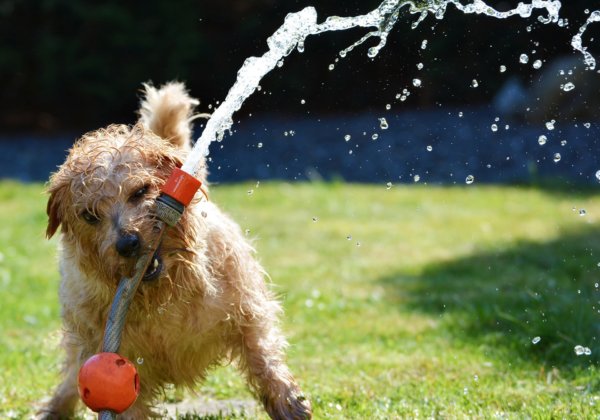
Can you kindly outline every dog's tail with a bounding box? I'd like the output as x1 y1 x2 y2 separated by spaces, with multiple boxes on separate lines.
138 82 204 150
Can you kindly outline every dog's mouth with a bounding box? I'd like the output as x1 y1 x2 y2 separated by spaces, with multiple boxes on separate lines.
142 250 163 282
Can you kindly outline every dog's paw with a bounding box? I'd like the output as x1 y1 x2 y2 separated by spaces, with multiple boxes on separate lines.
286 393 312 420
264 389 312 420
35 408 66 420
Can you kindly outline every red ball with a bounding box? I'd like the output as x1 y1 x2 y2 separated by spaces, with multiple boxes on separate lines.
78 352 140 414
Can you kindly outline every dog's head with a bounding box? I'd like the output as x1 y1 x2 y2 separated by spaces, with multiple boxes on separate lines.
46 123 198 285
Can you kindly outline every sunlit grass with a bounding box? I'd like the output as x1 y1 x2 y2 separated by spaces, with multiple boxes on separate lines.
1 181 599 418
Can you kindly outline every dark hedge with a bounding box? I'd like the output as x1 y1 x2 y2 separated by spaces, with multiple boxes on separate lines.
0 0 595 131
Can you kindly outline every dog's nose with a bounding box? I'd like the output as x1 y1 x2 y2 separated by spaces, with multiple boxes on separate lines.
116 232 141 258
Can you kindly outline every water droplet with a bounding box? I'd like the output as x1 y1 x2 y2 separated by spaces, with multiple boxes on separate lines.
421 39 428 50
412 78 422 88
532 59 542 69
386 182 392 190
532 336 541 345
247 189 254 195
579 209 587 216
417 62 424 70
474 374 479 382
491 124 498 132
356 242 361 247
426 145 433 152
346 235 352 241
297 41 305 53
385 103 391 110
379 117 389 130
277 59 284 68
289 130 295 136
505 124 510 130
245 228 251 235
367 47 378 58
595 170 600 181
519 53 529 64
257 142 263 148
465 175 475 185
300 99 306 105
414 174 420 182
562 82 575 91
584 347 592 356
458 111 464 118
463 387 469 395
584 122 591 129
344 134 351 142
201 211 208 218
372 133 379 140
137 357 144 364
471 79 479 88
574 345 585 356
348 150 353 155
312 217 318 223
328 64 335 71
538 135 547 145
561 140 567 146
545 120 555 130
500 65 507 73
553 153 561 163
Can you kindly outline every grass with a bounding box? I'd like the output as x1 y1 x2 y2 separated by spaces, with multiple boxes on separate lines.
0 180 599 418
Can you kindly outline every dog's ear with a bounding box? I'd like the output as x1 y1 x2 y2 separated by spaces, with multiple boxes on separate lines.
46 175 69 239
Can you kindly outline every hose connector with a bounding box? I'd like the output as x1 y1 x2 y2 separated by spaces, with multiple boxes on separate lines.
156 167 202 226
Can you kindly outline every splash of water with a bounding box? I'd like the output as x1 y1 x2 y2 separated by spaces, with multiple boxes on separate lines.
183 0 569 177
571 10 600 70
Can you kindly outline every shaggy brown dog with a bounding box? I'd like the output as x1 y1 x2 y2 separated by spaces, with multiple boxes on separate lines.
41 83 311 419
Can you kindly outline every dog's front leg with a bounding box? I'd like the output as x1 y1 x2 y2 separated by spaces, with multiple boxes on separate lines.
38 336 84 419
239 319 312 420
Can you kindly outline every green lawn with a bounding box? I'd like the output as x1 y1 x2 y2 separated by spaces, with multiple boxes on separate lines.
0 181 599 418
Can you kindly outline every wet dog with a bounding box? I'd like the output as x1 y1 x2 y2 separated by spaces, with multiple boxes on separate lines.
41 83 311 419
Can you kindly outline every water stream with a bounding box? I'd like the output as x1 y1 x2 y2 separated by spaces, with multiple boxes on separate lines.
181 0 598 178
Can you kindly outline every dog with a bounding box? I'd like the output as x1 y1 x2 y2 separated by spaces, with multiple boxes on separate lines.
40 82 312 419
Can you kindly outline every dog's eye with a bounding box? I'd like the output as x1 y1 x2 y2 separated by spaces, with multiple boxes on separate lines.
81 211 100 225
130 185 149 202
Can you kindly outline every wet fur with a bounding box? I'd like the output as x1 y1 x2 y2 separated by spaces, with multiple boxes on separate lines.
40 83 311 419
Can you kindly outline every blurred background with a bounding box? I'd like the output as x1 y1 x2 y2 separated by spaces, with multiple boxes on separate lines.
0 0 599 184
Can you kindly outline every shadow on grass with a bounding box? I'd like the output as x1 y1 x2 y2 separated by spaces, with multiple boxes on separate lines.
380 225 600 369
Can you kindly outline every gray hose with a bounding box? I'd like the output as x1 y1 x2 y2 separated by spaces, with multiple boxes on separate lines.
98 221 166 419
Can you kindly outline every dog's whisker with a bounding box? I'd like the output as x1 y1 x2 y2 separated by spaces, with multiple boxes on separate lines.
161 247 195 254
